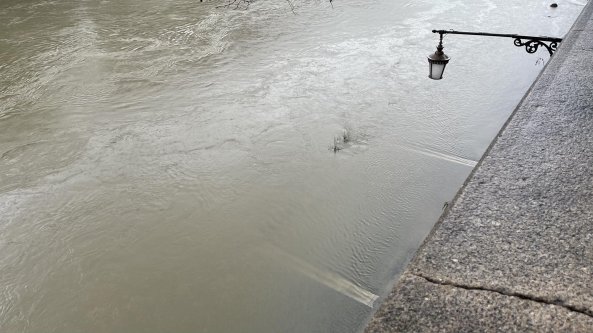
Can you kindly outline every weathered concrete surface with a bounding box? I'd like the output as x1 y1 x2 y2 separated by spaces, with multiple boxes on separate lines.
365 1 593 331
368 274 593 333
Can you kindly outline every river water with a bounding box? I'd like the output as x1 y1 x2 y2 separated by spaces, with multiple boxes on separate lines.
0 0 584 332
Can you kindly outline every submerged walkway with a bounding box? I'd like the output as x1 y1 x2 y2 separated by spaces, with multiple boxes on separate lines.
365 1 593 332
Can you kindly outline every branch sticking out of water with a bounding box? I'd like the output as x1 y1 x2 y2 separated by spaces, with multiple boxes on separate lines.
330 136 343 153
216 0 253 10
212 0 334 11
286 0 296 14
329 127 353 153
342 128 352 144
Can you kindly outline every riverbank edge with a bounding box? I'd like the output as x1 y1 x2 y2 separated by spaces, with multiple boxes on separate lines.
363 1 593 331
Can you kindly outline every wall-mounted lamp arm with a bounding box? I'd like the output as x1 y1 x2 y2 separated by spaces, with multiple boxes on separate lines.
432 29 563 56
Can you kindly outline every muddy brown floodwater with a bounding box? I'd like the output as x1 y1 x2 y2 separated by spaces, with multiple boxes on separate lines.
0 0 584 332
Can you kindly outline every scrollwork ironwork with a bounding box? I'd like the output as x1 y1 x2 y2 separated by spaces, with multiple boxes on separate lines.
513 38 558 56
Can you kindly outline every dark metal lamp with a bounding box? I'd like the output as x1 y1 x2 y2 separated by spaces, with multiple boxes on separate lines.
427 32 449 80
428 29 563 80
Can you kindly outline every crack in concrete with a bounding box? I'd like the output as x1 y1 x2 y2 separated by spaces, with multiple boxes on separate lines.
413 272 593 319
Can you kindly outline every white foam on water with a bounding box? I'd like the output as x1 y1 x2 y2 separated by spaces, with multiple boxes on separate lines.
397 143 478 167
268 246 378 308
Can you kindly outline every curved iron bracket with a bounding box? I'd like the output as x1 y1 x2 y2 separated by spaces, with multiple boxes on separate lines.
513 38 559 56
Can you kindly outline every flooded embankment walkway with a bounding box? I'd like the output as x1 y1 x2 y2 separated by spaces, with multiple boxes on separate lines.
365 1 593 331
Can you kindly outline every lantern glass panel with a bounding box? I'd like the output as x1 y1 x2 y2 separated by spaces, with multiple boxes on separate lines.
429 61 446 80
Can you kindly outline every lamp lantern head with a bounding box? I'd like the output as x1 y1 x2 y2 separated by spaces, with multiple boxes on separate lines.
428 33 450 80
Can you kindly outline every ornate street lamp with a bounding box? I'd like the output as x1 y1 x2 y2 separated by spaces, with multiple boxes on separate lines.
427 32 449 80
428 29 563 80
